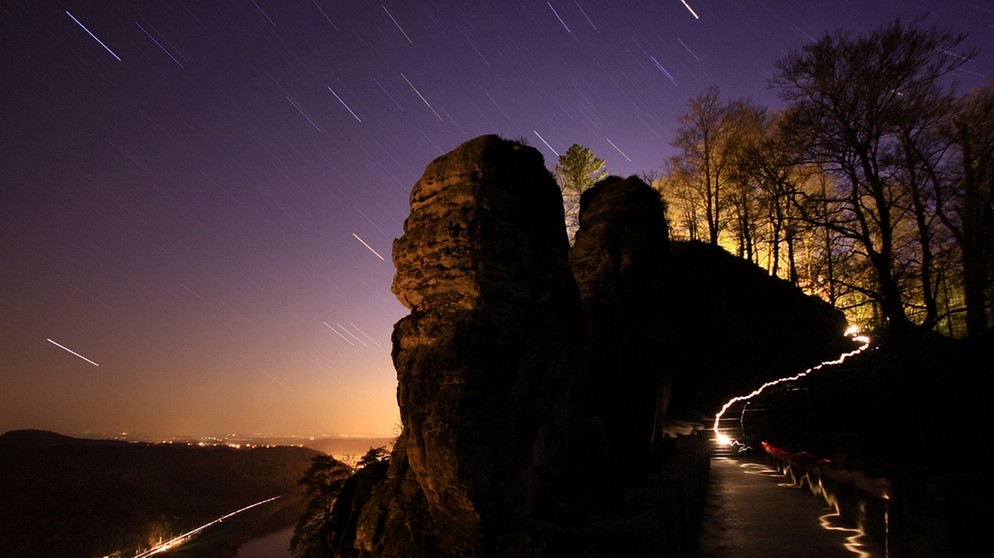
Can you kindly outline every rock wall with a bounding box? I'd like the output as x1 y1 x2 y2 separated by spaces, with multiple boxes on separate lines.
568 176 672 500
353 135 582 557
329 135 856 558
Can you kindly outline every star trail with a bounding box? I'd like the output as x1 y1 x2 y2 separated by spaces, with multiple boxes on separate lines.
1 1 990 438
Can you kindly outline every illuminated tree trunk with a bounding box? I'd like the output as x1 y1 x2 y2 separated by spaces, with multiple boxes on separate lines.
667 87 761 249
940 85 994 338
772 17 973 334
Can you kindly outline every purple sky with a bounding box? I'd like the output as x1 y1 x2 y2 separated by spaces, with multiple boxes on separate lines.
2 1 991 438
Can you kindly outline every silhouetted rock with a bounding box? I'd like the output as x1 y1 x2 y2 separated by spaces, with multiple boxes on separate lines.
327 135 856 557
661 240 851 417
326 459 391 558
567 176 672 503
353 135 582 557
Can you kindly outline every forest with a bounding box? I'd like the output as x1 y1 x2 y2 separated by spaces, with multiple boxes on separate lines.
648 18 992 339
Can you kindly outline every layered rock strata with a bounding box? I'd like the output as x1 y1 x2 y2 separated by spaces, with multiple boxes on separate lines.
353 135 582 557
329 135 854 558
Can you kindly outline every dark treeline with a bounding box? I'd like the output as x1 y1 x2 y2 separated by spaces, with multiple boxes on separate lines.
657 17 993 339
0 430 319 558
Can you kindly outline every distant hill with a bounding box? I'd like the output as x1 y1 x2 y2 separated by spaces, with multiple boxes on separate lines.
0 430 321 558
0 428 123 448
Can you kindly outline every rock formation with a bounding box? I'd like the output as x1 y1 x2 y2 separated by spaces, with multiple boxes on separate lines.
325 135 855 558
567 176 672 502
352 135 582 557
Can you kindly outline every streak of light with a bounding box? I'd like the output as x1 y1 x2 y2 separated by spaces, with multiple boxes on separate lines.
352 233 385 260
258 368 291 391
250 0 276 27
324 321 355 346
135 22 184 68
677 37 701 61
650 56 678 86
533 130 559 157
134 496 281 557
382 5 413 43
486 93 513 121
311 0 340 31
942 49 971 61
547 2 571 33
309 354 340 376
66 11 121 61
177 282 223 312
46 338 99 367
353 205 388 236
105 137 155 176
465 34 492 68
400 73 444 121
350 323 382 347
793 25 817 42
285 95 324 132
275 200 311 233
680 0 700 20
328 86 362 122
337 323 368 347
61 279 113 310
606 138 632 161
818 512 876 558
437 106 468 136
712 326 871 448
575 2 598 31
374 78 405 111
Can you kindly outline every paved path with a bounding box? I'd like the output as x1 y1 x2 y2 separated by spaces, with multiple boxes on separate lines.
697 457 885 558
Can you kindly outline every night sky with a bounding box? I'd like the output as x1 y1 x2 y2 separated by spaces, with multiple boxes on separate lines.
2 1 991 438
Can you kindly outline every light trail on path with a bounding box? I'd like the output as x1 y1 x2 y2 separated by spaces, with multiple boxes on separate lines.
712 326 872 450
133 495 282 557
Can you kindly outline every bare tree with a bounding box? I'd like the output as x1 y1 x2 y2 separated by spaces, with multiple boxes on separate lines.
771 17 976 333
736 112 807 283
664 87 759 248
939 82 994 338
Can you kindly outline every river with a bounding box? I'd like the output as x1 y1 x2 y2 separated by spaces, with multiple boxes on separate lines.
237 526 293 557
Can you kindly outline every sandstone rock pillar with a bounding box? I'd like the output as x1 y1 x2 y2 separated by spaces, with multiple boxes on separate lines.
354 135 581 557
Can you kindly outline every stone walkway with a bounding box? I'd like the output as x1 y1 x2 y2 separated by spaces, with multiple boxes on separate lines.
697 457 886 558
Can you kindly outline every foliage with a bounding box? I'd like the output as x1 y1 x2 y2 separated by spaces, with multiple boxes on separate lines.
554 144 607 242
357 446 389 469
660 18 992 338
661 86 763 248
290 454 353 558
771 16 975 333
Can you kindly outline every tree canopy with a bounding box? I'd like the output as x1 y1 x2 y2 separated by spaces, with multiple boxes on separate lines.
554 143 607 242
658 18 991 338
291 454 353 558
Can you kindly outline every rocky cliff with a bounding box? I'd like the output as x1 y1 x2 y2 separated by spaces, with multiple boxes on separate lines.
326 135 850 558
352 135 582 557
567 176 672 504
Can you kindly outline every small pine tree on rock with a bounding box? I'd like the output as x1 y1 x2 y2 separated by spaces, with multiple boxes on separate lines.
554 144 607 243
